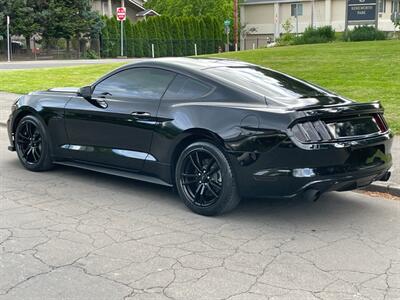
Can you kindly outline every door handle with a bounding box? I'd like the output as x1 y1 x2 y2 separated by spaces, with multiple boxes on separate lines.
90 98 108 109
131 112 151 118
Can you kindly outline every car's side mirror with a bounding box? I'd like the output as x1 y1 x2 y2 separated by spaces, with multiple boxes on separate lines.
78 86 92 100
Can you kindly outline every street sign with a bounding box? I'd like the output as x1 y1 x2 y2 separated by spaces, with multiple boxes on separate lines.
116 7 127 21
347 0 377 23
224 20 231 27
116 7 126 57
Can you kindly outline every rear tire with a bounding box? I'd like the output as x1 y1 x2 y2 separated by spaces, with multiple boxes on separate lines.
175 141 241 216
15 115 53 172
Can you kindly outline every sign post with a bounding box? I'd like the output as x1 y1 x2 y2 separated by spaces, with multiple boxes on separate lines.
6 16 10 62
345 0 378 32
224 20 231 52
116 7 127 57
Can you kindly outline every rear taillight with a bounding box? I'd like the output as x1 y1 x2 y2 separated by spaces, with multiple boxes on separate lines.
292 122 331 143
291 114 388 143
373 114 388 133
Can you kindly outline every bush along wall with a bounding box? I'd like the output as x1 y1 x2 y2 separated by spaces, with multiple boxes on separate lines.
100 16 224 58
293 26 336 45
344 25 386 42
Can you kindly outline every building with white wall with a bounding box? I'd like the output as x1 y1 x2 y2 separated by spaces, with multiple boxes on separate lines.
240 0 398 48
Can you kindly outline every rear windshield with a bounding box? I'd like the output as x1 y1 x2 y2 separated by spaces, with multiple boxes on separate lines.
206 66 340 104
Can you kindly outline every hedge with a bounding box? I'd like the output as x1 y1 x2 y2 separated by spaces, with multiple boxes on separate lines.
100 16 224 58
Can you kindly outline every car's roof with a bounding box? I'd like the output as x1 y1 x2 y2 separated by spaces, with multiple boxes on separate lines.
125 57 255 72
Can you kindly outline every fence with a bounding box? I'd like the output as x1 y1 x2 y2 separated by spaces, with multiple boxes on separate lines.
241 37 274 51
0 37 225 61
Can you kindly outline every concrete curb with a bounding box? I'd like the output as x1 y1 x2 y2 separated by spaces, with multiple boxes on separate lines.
361 181 400 197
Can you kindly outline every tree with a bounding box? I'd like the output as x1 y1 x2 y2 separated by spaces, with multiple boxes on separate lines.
100 19 110 57
125 18 134 57
0 0 40 49
145 0 234 25
107 17 119 57
38 0 102 55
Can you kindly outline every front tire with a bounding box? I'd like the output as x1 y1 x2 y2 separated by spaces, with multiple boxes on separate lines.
15 115 53 172
175 141 241 216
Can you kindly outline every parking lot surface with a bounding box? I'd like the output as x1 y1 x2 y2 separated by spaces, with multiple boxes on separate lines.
0 127 399 300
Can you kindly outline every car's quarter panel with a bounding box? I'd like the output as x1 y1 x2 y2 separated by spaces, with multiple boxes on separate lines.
150 91 292 185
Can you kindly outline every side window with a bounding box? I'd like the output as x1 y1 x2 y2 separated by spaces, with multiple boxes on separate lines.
93 68 176 100
163 75 212 100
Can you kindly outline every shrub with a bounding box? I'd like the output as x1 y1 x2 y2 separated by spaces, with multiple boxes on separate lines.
344 25 386 41
84 49 100 59
294 26 335 44
278 19 295 46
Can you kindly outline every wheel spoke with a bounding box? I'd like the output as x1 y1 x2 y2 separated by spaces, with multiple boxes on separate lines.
26 123 33 138
210 180 222 190
182 179 198 186
182 173 197 178
31 148 38 162
17 132 29 141
24 147 32 158
204 158 216 172
194 183 202 199
196 151 207 170
206 183 218 198
189 154 202 173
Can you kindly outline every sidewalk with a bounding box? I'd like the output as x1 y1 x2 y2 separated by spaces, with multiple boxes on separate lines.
0 91 398 186
0 92 20 126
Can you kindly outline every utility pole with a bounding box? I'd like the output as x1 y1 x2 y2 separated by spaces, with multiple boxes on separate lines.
7 16 11 62
234 0 239 49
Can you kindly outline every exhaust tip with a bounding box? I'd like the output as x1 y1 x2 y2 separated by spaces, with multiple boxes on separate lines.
303 189 321 202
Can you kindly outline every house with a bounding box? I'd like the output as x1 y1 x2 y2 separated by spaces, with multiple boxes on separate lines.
240 0 398 49
91 0 159 22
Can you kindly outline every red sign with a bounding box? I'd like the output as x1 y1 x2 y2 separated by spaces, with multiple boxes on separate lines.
116 7 126 21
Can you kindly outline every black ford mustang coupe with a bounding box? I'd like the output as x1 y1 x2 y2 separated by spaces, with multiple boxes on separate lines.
7 58 393 215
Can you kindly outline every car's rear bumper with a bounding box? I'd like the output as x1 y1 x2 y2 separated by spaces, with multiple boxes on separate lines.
230 132 393 198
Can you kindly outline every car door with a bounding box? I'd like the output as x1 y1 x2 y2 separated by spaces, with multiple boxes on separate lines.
64 67 176 171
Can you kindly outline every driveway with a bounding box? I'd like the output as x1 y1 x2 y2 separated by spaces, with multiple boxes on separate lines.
0 126 399 300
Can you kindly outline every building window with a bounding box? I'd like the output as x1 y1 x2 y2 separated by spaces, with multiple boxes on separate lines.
291 3 303 17
379 0 386 12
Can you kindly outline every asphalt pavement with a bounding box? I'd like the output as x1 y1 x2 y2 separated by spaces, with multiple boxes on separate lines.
0 59 139 70
1 125 400 300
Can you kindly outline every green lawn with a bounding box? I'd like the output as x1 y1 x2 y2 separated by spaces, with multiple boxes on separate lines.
0 63 125 95
0 40 399 132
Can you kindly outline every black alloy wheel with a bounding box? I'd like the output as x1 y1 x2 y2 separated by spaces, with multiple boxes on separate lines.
16 120 42 164
176 141 240 216
180 149 223 207
15 115 53 171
